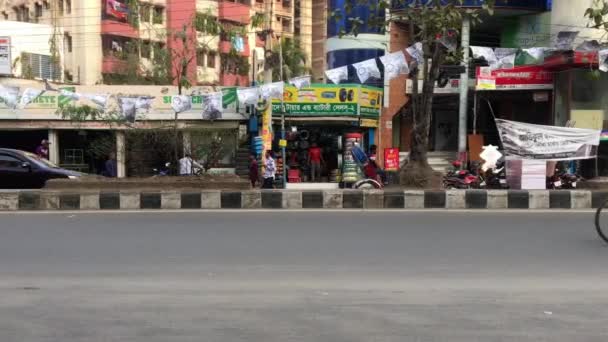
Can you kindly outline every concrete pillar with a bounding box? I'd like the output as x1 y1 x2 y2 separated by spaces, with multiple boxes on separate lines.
48 129 59 165
182 131 192 156
116 131 126 178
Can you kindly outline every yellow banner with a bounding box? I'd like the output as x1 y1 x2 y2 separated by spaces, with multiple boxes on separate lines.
261 101 273 153
360 118 379 128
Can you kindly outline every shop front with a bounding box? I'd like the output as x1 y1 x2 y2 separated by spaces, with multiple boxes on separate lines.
547 51 607 179
0 79 247 177
270 84 382 187
472 65 555 159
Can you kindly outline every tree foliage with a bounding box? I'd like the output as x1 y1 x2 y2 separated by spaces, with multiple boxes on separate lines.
334 0 495 187
585 0 608 32
270 38 310 81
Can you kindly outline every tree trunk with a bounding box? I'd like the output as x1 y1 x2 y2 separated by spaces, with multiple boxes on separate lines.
400 43 442 188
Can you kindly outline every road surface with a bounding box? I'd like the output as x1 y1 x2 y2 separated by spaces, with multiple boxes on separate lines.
0 210 606 342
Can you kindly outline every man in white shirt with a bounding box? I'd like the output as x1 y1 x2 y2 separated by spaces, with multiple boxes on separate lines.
262 150 276 189
179 153 203 176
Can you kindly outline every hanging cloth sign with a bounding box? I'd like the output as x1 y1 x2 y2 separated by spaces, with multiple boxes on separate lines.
135 96 154 112
494 48 518 70
406 42 423 65
0 84 19 109
59 89 81 101
554 31 579 50
325 66 348 84
171 95 192 113
379 50 409 81
82 93 109 109
470 46 497 66
522 47 545 62
289 75 311 89
237 87 259 105
352 58 381 83
17 88 44 109
202 91 223 120
495 119 601 160
118 96 137 123
599 49 608 72
259 81 284 100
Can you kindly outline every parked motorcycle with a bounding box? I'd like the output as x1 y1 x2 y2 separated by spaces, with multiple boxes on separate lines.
547 169 581 189
479 161 508 189
443 169 480 189
152 162 171 177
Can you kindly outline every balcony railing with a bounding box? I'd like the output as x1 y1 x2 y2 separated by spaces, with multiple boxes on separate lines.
218 0 251 25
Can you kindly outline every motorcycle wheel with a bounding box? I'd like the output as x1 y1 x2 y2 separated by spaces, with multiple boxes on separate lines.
595 200 608 244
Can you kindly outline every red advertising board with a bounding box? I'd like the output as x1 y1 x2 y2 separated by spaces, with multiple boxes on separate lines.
476 65 553 91
106 0 129 21
384 148 400 172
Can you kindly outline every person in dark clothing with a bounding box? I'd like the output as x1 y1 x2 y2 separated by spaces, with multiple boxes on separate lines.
249 154 259 188
104 152 118 178
35 139 50 159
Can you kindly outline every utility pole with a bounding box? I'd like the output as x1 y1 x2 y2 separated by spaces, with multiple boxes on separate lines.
457 15 471 165
279 39 287 187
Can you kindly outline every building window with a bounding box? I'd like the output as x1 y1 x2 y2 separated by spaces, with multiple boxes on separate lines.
139 4 151 23
153 6 163 24
58 0 63 15
141 40 151 59
20 52 62 81
207 51 216 68
2 12 7 20
35 3 43 18
197 50 205 67
44 1 50 10
14 6 29 22
64 33 72 53
65 0 71 14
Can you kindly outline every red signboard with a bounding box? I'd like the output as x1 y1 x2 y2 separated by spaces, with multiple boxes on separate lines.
476 65 553 90
384 148 400 172
106 0 129 21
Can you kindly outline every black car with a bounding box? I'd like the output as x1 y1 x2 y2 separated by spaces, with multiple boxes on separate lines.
0 148 83 189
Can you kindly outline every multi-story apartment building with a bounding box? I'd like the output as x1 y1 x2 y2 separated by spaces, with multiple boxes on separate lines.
0 0 297 87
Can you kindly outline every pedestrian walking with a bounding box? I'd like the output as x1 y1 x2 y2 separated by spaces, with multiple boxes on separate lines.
249 154 259 188
308 142 324 182
262 150 276 189
104 152 118 178
35 139 50 160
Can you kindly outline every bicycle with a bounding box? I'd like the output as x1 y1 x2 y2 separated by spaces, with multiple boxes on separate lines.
594 201 608 243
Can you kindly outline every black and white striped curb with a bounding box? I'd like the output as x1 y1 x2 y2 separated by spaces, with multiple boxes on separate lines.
0 190 607 211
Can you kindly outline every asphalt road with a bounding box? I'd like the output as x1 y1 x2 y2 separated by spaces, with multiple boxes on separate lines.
0 210 606 342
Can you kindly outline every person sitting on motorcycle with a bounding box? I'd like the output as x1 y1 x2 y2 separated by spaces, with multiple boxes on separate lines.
364 156 382 183
179 153 203 176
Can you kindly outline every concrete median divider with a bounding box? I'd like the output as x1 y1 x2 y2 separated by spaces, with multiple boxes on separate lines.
0 190 602 211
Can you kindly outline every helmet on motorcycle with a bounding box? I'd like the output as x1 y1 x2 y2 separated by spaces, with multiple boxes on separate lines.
452 160 462 168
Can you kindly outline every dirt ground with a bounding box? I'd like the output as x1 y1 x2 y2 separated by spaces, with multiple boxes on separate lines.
45 175 251 191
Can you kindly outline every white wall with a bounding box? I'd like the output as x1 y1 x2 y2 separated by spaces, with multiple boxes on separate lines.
0 21 63 78
551 0 605 46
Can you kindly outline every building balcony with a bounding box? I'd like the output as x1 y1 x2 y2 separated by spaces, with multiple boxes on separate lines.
218 0 251 25
256 34 265 48
197 66 219 85
102 55 129 74
238 75 249 86
101 20 139 39
219 39 250 57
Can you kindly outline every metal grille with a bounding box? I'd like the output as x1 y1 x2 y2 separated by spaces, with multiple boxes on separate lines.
21 52 61 81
